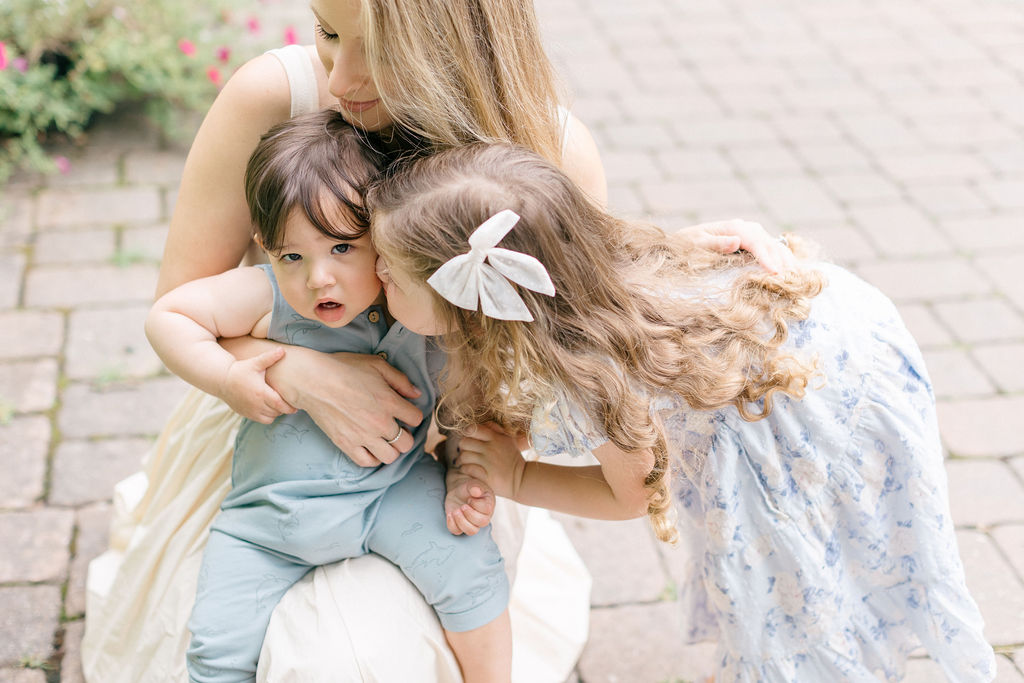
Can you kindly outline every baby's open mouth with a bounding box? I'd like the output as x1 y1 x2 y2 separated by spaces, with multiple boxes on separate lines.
314 300 345 323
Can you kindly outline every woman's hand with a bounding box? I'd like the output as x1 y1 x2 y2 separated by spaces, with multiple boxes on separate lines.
274 349 424 466
679 219 796 273
444 469 495 536
454 423 527 500
221 337 424 466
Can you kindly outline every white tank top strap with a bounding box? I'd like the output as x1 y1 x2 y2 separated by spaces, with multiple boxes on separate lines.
556 105 572 157
266 45 320 117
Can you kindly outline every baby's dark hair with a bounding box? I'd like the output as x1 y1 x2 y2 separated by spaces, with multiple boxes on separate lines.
244 110 389 251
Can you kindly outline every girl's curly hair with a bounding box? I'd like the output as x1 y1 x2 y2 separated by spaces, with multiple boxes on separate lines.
368 143 824 543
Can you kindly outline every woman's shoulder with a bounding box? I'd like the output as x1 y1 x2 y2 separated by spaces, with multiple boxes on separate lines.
216 51 295 121
558 111 608 207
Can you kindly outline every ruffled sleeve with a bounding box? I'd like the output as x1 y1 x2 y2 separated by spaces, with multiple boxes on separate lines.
529 391 609 458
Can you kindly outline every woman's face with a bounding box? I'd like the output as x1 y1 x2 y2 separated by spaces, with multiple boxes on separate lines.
311 0 394 132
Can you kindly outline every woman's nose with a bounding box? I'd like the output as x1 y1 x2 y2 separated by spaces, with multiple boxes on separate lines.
327 43 371 99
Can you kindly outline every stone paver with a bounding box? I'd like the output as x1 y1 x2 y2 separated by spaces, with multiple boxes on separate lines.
0 311 63 360
3 0 1024 679
24 263 158 308
0 585 62 667
35 187 161 230
946 460 1024 528
578 603 716 683
938 397 1024 458
60 621 85 683
32 229 118 266
65 504 113 618
58 376 187 439
921 348 995 399
50 439 150 507
959 529 1024 646
0 509 75 583
65 306 161 381
0 253 23 309
0 669 47 683
120 225 169 262
0 359 58 413
558 517 667 606
973 342 1024 394
0 417 50 509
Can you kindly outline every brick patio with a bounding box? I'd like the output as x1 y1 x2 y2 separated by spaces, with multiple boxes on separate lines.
1 0 1023 680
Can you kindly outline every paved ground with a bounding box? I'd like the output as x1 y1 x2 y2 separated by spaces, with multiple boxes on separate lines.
1 0 1023 680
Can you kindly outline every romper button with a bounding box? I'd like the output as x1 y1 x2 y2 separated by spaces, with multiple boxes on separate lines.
368 311 380 323
377 351 388 361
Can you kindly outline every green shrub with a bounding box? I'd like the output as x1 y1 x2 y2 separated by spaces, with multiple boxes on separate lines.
0 0 258 183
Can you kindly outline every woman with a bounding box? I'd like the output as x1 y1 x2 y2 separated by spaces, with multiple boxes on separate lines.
82 0 786 680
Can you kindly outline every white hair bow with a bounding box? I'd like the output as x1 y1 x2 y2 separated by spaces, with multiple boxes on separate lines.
427 209 555 321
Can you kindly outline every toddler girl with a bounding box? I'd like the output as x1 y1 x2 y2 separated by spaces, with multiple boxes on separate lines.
367 143 996 682
145 112 510 683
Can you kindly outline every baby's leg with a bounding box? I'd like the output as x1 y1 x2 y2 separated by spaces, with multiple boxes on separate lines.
367 456 511 683
186 529 310 683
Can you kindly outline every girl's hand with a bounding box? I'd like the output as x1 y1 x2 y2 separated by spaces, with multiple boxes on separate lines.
221 348 296 423
444 470 495 536
455 423 527 500
679 219 796 273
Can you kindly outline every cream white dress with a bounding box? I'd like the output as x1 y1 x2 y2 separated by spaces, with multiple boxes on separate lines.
80 45 591 683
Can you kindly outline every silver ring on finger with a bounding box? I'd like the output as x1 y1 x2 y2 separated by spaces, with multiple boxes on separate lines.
384 423 403 445
776 234 789 248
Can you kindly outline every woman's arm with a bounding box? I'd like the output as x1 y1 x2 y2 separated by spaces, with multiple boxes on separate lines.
560 113 609 208
679 219 797 273
456 424 652 520
219 336 423 464
156 53 292 297
155 52 423 461
146 268 293 423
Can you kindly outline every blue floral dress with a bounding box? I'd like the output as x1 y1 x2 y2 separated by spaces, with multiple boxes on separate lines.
530 263 995 682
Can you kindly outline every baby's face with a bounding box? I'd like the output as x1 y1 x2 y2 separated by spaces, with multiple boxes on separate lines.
375 256 446 336
267 208 382 327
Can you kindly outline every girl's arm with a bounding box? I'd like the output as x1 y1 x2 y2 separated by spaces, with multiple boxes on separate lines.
145 267 293 423
436 433 497 536
456 424 652 520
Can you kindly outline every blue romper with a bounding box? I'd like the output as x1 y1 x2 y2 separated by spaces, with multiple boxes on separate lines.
530 263 994 682
186 265 509 683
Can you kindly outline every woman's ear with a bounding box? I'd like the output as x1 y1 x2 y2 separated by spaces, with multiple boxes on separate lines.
253 233 266 250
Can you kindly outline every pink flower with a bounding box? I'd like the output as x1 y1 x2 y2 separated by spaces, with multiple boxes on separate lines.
247 17 261 34
178 38 196 57
54 156 71 174
215 46 231 63
284 26 298 45
206 66 223 87
0 42 7 70
13 57 27 73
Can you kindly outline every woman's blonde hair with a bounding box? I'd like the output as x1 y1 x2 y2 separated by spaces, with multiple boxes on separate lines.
360 0 563 164
368 144 825 543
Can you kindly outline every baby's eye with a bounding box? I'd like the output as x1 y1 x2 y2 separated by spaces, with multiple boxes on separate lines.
280 253 302 263
332 243 351 255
